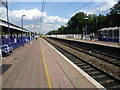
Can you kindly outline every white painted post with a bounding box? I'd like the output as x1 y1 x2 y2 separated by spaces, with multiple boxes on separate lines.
0 49 2 59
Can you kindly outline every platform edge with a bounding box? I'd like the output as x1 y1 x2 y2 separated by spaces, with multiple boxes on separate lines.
43 38 106 90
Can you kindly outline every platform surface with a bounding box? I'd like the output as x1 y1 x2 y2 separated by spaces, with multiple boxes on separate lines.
54 37 120 48
1 38 98 88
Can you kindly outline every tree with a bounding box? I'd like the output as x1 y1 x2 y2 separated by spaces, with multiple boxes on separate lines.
97 15 109 29
108 1 120 27
67 12 86 34
88 14 96 33
57 26 67 34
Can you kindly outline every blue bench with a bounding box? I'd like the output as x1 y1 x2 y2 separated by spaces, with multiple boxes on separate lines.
0 45 13 55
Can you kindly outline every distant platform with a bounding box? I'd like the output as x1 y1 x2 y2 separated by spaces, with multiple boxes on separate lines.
49 37 120 48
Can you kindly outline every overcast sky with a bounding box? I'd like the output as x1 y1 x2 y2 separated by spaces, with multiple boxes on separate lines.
0 0 118 34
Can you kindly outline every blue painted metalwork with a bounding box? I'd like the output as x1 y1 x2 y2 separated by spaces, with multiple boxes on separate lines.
98 27 119 42
1 36 33 50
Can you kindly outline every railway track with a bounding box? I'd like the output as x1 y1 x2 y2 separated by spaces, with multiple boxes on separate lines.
44 37 120 89
49 37 120 66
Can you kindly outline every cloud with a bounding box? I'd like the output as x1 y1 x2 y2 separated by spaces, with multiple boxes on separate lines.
0 7 68 23
9 8 47 20
39 23 63 34
0 7 7 20
70 10 94 18
8 8 68 24
96 0 116 12
24 23 60 34
0 7 68 34
43 16 68 23
70 0 117 16
5 0 117 2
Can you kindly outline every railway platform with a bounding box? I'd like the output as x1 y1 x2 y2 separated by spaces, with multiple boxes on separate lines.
54 37 120 48
1 38 104 89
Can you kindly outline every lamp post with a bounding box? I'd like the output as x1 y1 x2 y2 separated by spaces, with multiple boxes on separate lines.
2 0 11 43
85 17 88 39
1 0 10 59
95 17 98 38
33 16 36 38
29 25 32 44
21 15 26 46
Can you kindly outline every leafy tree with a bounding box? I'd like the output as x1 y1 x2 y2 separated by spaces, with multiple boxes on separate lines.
88 14 96 33
67 12 86 34
108 1 120 27
97 15 109 29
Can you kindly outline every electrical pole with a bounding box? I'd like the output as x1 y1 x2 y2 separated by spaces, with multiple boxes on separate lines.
21 15 26 46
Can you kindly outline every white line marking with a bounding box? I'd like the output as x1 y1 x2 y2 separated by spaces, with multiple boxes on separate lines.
43 39 106 89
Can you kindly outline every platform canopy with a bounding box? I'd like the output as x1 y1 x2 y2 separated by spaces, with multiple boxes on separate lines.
98 27 120 31
0 19 28 32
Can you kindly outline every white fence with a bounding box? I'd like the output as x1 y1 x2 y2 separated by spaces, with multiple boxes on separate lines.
47 34 91 40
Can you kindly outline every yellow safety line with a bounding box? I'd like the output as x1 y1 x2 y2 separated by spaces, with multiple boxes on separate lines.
40 40 53 89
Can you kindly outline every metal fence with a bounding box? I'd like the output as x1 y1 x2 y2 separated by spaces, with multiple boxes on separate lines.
1 36 35 50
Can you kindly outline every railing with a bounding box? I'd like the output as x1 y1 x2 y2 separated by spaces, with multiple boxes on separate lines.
47 34 91 40
1 36 35 50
